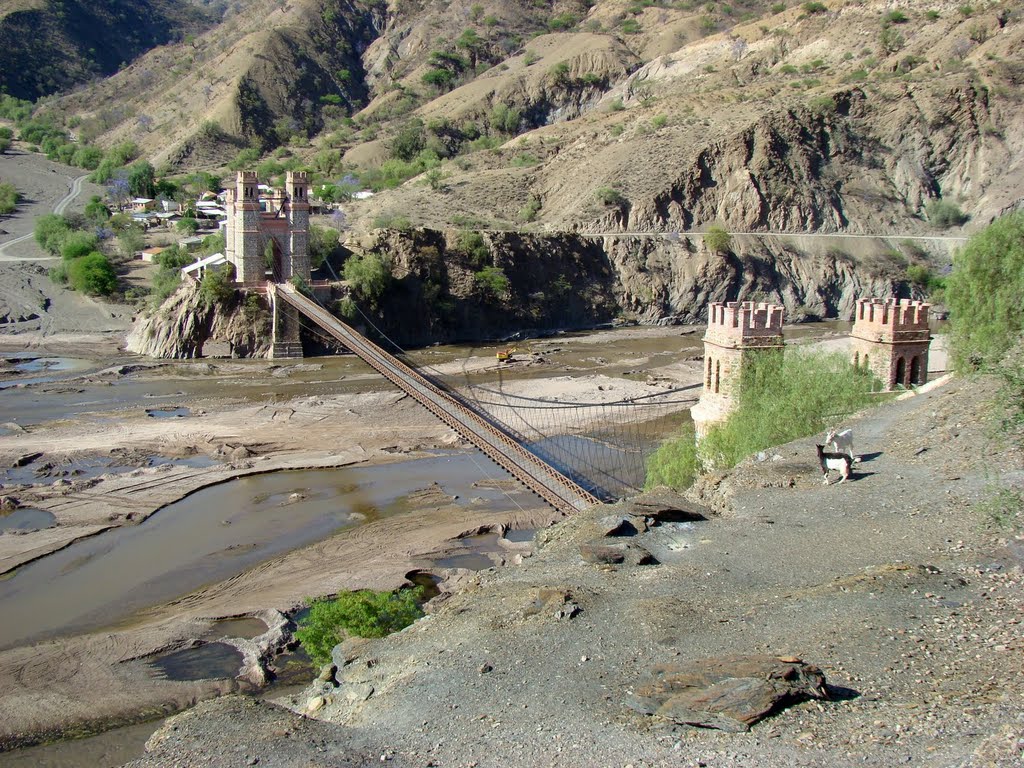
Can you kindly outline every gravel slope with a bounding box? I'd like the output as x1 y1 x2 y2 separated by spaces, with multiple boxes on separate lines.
127 375 1023 767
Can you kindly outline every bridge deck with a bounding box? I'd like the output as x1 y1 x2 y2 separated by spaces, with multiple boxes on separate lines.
273 283 602 515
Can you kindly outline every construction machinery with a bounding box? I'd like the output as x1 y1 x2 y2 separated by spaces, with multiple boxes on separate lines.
496 345 518 363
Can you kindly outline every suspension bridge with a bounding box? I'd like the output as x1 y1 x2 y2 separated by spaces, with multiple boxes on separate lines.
271 282 695 513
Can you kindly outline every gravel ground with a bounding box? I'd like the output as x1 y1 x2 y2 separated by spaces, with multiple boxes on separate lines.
127 375 1023 767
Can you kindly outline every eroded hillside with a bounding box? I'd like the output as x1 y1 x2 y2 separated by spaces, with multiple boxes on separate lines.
40 0 1023 236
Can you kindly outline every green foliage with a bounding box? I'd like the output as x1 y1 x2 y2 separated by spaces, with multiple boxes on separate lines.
802 1 827 13
621 19 641 34
0 181 18 214
84 196 111 225
176 217 200 236
925 199 968 229
34 214 71 255
644 425 699 490
308 224 343 270
489 103 521 135
422 67 457 90
646 352 882 489
548 13 579 31
770 2 786 11
879 26 905 54
651 114 668 129
67 252 117 295
704 225 732 254
595 187 625 206
343 252 392 307
390 119 426 162
371 213 412 230
456 231 490 268
127 161 156 198
117 225 146 258
199 264 236 306
60 231 99 261
519 196 542 222
882 10 908 25
229 147 262 170
473 265 510 300
946 212 1024 371
151 245 193 304
296 588 425 666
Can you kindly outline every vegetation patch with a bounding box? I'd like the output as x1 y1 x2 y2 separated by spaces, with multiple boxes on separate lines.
296 588 426 666
646 352 882 490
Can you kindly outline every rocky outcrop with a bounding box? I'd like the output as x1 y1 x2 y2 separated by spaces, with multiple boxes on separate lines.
126 283 270 359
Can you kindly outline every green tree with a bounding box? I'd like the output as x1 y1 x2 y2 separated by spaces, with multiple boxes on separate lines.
308 224 343 270
704 225 732 254
127 160 156 198
296 588 425 666
199 264 236 306
390 118 426 162
474 265 510 300
946 212 1024 371
60 231 99 261
176 217 200 236
0 181 18 214
343 252 392 308
34 214 71 255
84 195 111 225
117 224 146 258
489 103 521 135
67 252 118 295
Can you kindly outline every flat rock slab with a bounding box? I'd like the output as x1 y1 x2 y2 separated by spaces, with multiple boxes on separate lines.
628 655 828 732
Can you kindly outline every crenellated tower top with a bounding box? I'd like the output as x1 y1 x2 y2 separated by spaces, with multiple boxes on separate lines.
704 301 785 349
852 298 930 343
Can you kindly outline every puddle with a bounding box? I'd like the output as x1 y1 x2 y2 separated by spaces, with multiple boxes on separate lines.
0 508 56 532
201 617 267 641
0 357 95 390
504 528 536 543
267 645 316 691
0 719 160 768
434 532 505 571
147 642 243 682
145 407 191 418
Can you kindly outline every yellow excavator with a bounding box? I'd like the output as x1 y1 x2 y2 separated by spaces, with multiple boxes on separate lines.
496 345 518 363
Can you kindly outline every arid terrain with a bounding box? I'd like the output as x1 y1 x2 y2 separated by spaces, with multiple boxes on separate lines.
121 374 1023 768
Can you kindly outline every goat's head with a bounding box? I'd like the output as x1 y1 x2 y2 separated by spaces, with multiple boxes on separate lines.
824 429 836 444
815 443 825 457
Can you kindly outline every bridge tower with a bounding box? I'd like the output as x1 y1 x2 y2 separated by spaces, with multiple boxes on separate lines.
284 171 311 283
850 298 931 390
225 171 264 286
690 301 785 440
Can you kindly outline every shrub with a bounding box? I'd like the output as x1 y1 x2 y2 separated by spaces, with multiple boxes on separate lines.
645 425 700 490
519 196 542 222
34 214 71 255
0 181 18 214
199 264 236 306
802 1 827 14
771 2 786 12
651 114 668 129
646 352 882 488
60 231 100 261
489 103 521 135
882 10 908 25
946 212 1024 371
595 187 625 206
67 252 117 295
879 26 905 54
296 588 425 665
473 265 510 299
343 252 392 307
925 199 967 229
704 225 732 254
176 217 200 236
621 19 641 34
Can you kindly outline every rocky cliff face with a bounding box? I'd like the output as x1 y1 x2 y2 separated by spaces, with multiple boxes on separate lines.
132 229 916 358
126 282 270 359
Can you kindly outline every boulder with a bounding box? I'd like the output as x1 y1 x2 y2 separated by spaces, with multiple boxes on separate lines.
627 655 828 732
624 489 708 523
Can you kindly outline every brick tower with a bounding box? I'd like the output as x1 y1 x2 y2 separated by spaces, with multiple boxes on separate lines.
224 170 312 287
690 301 785 439
224 171 264 285
850 298 931 390
284 171 310 282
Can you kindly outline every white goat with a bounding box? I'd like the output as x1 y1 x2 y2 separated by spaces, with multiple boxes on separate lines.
824 428 855 461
